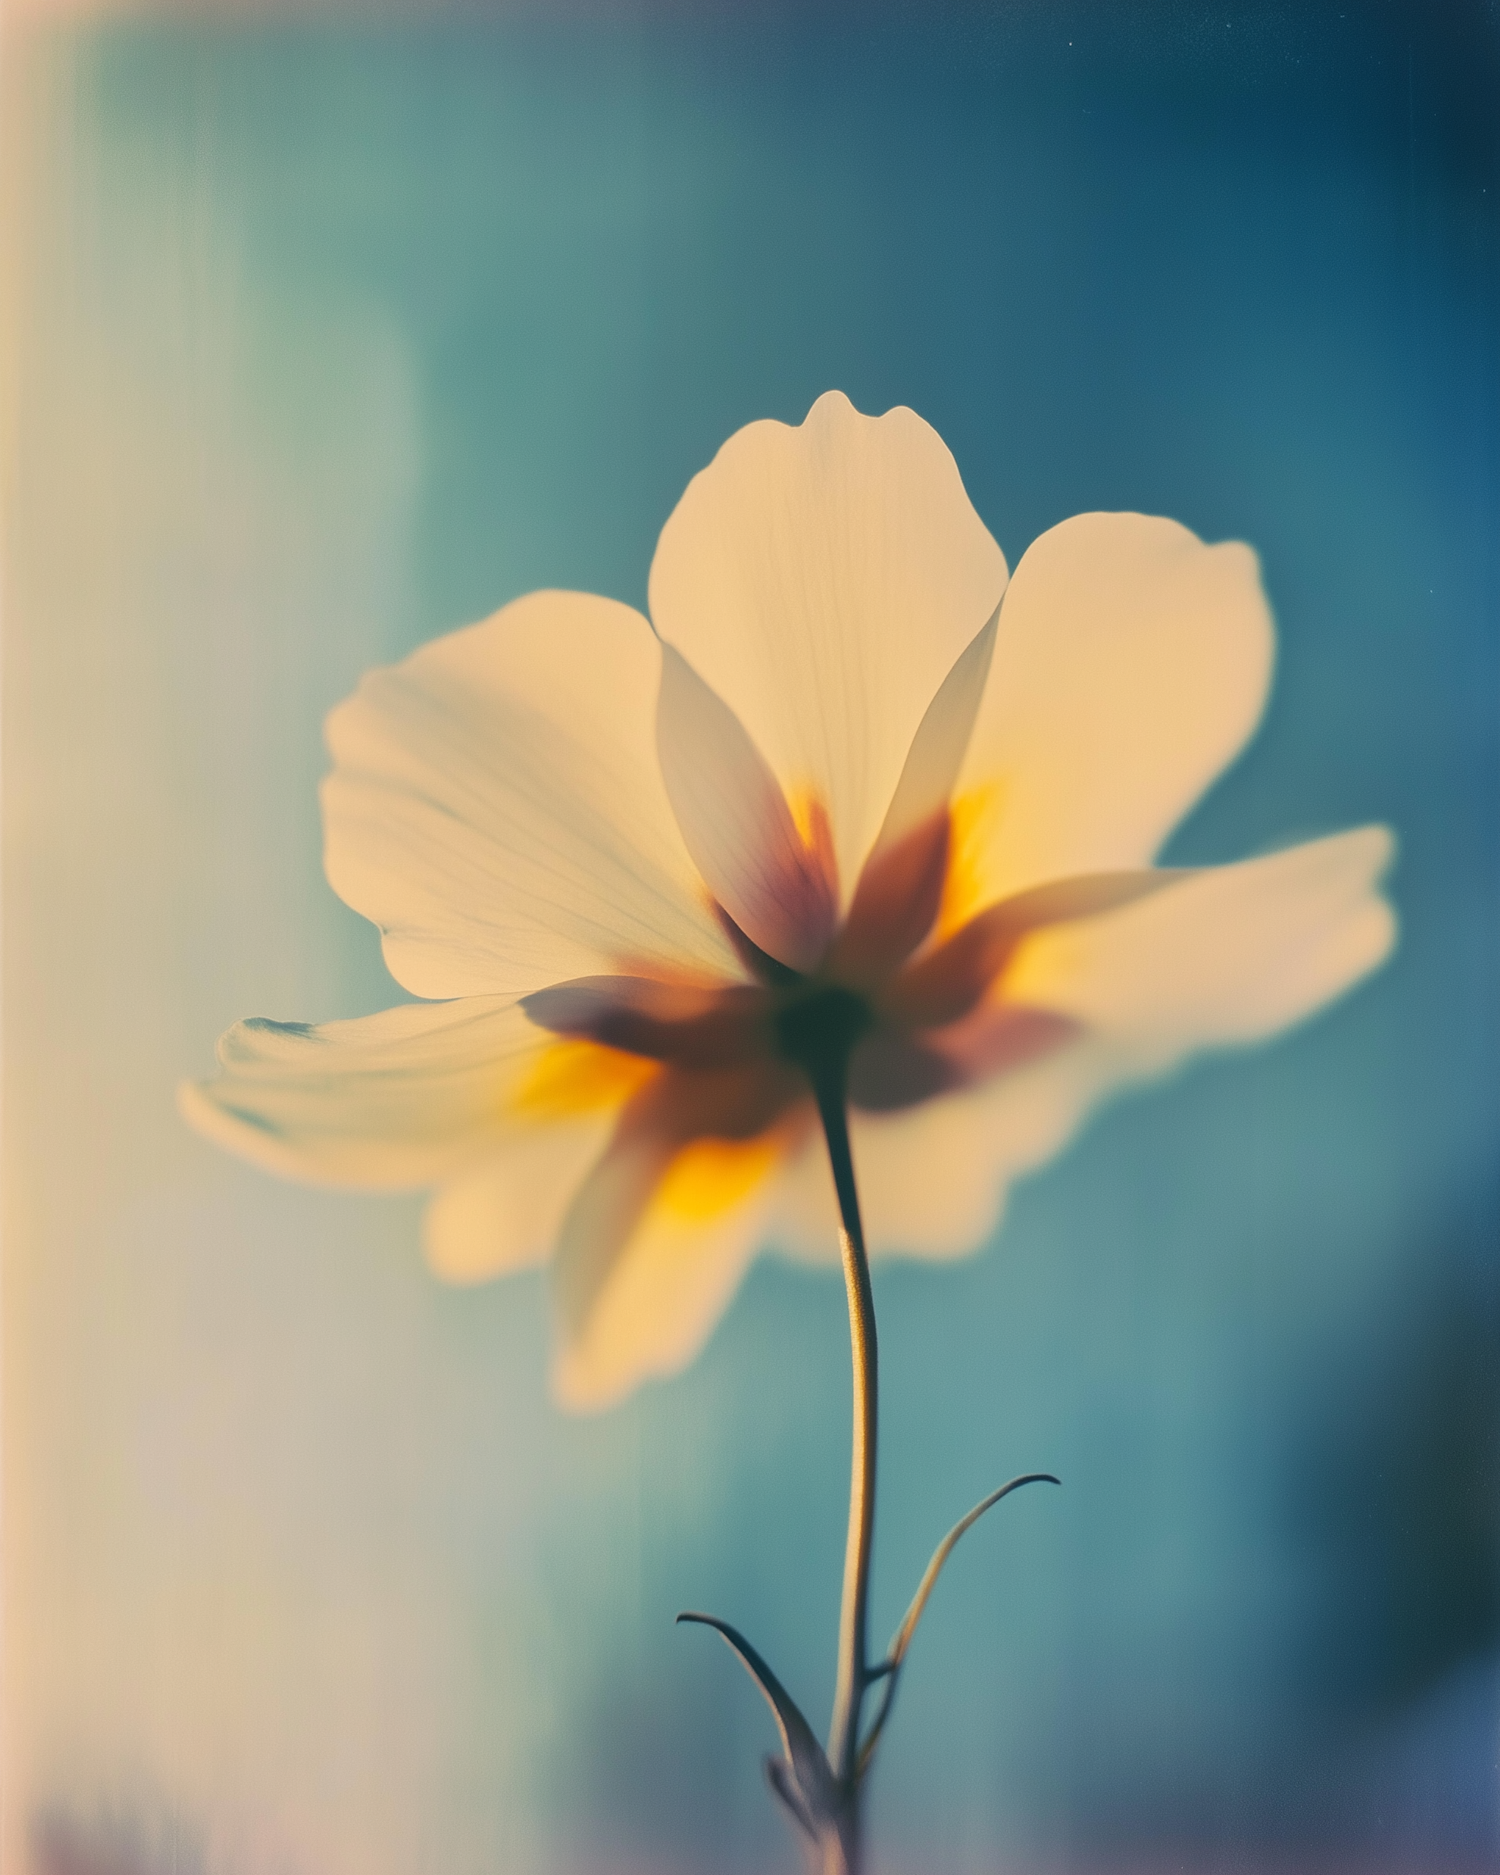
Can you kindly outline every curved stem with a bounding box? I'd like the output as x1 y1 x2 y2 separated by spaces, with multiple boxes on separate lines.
813 1062 878 1803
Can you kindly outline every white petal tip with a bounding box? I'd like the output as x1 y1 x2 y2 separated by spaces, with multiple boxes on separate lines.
550 1348 642 1416
420 1222 507 1288
179 1075 253 1152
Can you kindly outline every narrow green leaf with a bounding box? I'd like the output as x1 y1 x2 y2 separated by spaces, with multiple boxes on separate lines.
888 1473 1059 1672
856 1472 1059 1778
765 1756 818 1841
677 1611 838 1828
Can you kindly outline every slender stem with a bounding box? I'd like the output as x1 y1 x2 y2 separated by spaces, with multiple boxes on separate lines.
813 1061 878 1801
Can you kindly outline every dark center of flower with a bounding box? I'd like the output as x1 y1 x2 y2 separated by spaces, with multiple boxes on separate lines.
771 982 874 1082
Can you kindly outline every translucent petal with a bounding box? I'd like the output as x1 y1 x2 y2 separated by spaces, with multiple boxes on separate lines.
829 607 1001 984
649 392 1007 901
771 830 1395 1265
322 590 742 999
951 513 1275 917
656 646 835 971
179 996 548 1187
179 996 656 1209
550 1070 800 1411
872 603 999 855
768 1054 1107 1263
1003 827 1397 1059
422 1126 611 1284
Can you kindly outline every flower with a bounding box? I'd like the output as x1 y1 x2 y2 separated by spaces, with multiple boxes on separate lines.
181 392 1396 1410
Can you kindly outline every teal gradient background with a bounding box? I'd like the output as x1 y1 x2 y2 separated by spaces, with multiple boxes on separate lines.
4 5 1497 1872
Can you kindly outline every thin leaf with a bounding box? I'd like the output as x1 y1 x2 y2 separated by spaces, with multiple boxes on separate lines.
856 1472 1059 1778
764 1756 818 1842
677 1611 838 1828
888 1473 1059 1672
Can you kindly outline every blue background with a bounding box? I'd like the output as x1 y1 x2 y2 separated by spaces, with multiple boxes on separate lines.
5 4 1497 1871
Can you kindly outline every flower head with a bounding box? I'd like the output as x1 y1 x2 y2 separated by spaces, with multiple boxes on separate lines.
182 393 1395 1409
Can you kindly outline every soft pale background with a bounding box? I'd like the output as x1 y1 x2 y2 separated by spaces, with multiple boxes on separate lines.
3 3 1497 1871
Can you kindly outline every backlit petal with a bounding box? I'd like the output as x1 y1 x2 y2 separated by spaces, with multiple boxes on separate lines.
873 604 999 855
657 646 836 971
322 590 741 999
550 1067 802 1410
552 1129 788 1412
422 1125 610 1284
769 1053 1107 1262
830 608 1000 983
771 830 1395 1265
179 996 548 1187
649 392 1007 899
951 513 1275 917
1003 827 1397 1059
179 997 655 1202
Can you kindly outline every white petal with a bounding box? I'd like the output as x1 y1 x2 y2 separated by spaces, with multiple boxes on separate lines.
829 606 1003 984
656 646 835 971
771 830 1396 1265
1003 827 1397 1061
769 1053 1107 1263
422 1125 610 1284
552 1128 784 1411
873 603 999 855
952 513 1275 915
178 995 647 1191
322 590 741 999
649 392 1008 900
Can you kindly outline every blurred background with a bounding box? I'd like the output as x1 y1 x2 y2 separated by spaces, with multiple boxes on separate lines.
3 2 1497 1871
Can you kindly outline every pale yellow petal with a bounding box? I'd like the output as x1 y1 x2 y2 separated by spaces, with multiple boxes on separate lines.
649 391 1007 900
421 1124 610 1283
179 997 658 1204
656 645 835 971
322 590 741 999
872 603 999 856
769 1055 1105 1263
771 831 1395 1265
552 1129 784 1412
951 513 1274 918
1004 827 1397 1061
179 996 544 1187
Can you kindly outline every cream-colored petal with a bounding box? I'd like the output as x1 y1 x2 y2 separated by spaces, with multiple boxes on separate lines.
769 1052 1107 1263
552 1128 784 1412
649 392 1008 900
421 1123 610 1284
873 603 999 856
827 608 1003 984
322 590 741 999
656 646 836 971
771 829 1395 1266
1004 827 1397 1061
951 513 1275 916
179 995 613 1190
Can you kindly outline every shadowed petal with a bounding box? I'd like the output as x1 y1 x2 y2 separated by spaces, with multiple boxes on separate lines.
523 972 776 1071
649 392 1007 900
872 602 999 855
951 513 1275 917
657 646 837 971
551 1069 804 1410
882 870 1183 1030
1004 827 1397 1057
848 1008 1077 1111
770 1053 1109 1263
773 831 1395 1264
831 607 1001 984
322 590 742 999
